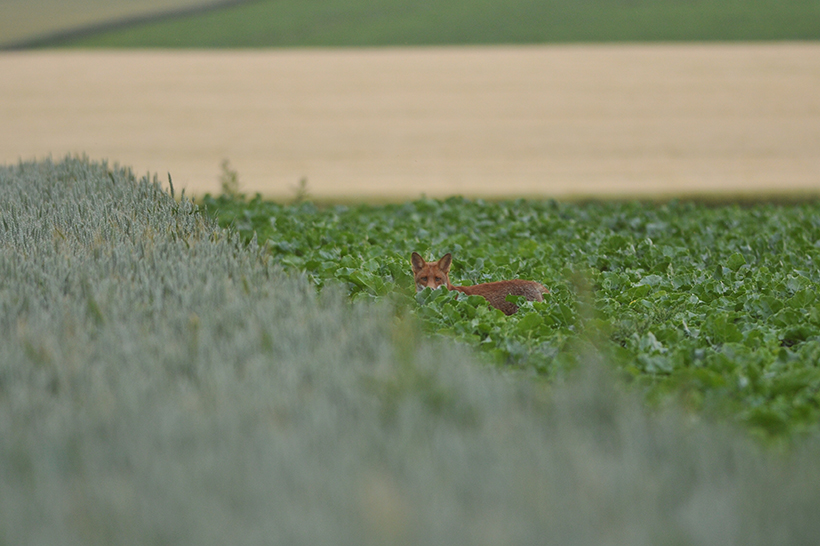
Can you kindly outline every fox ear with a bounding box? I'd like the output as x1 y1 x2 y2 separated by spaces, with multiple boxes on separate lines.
411 252 425 273
437 253 452 273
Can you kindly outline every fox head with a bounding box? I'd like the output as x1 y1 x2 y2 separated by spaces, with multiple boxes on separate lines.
411 252 452 292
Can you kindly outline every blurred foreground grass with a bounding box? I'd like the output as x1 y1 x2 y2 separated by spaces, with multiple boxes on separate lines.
1 157 819 545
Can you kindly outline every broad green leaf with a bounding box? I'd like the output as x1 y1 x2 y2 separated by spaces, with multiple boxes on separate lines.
727 252 747 271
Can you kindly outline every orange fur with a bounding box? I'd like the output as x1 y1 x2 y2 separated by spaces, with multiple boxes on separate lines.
411 252 548 315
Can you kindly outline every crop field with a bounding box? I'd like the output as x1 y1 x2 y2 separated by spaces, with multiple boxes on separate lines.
32 0 820 47
204 191 820 443
4 44 819 202
3 156 820 544
4 0 819 540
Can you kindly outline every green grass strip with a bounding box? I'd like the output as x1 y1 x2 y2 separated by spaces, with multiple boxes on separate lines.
43 0 820 48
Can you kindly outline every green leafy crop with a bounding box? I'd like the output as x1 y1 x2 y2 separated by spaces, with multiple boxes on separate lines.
203 194 820 441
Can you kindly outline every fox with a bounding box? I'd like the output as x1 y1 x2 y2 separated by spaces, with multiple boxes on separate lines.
411 252 548 315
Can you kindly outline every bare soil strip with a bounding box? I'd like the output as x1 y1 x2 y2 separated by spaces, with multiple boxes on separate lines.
1 44 818 201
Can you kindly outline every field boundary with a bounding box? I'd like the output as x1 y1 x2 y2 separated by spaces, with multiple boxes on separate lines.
0 0 262 50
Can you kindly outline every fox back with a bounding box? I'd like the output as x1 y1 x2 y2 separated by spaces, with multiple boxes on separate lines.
411 252 548 315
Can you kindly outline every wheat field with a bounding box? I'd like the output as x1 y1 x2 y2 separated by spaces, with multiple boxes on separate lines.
2 43 819 201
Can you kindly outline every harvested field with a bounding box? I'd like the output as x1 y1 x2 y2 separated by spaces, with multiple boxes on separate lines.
1 44 819 201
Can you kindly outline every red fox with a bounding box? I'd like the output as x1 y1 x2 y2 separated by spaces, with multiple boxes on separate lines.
411 252 548 315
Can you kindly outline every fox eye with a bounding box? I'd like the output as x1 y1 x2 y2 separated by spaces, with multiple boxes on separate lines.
435 277 443 284
419 276 428 283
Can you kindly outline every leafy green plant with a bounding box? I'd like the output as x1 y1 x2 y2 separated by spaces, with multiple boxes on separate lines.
203 194 820 441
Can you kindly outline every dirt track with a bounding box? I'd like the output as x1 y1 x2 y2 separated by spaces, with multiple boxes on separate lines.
1 44 818 201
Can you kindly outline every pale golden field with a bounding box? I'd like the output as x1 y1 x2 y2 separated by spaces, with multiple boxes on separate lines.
1 44 818 201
